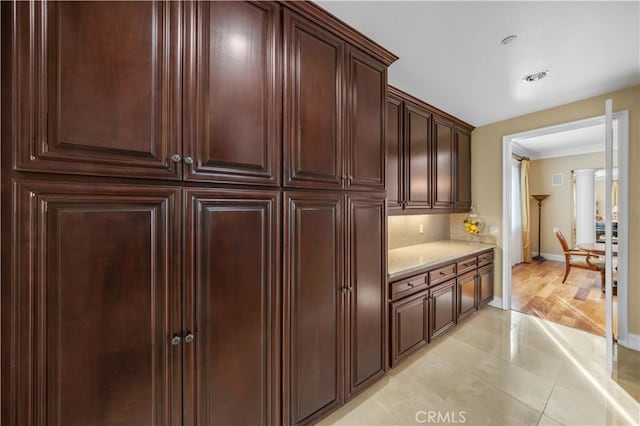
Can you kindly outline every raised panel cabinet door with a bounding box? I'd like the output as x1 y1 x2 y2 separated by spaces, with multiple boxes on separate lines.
433 117 455 209
8 181 181 426
458 271 478 321
10 1 182 179
283 10 344 189
346 195 386 396
183 189 280 426
386 94 404 209
346 48 387 191
404 103 432 209
478 264 494 307
455 127 472 211
283 192 345 425
390 291 428 367
429 279 457 340
183 1 281 185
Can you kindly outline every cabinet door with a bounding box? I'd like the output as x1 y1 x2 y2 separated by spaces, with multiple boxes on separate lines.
433 117 455 209
478 264 494 307
183 1 281 185
284 192 344 425
10 1 182 180
404 103 432 209
347 195 386 396
283 10 344 189
9 181 181 426
430 279 457 340
458 271 478 321
386 94 404 209
455 127 472 211
346 48 386 191
183 189 280 426
390 291 429 367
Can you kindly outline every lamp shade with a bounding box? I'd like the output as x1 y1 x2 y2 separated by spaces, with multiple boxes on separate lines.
531 194 550 202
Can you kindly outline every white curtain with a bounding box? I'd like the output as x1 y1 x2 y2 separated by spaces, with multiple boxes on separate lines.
511 158 524 265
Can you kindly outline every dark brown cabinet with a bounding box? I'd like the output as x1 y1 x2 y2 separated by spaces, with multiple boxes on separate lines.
457 272 478 321
183 1 281 185
404 102 433 209
430 279 457 339
390 291 429 367
478 264 494 308
455 127 472 210
347 195 387 396
346 48 387 191
284 192 387 423
183 189 280 426
284 192 345 425
386 86 474 214
283 11 345 189
433 117 455 209
283 10 388 191
386 93 404 209
388 249 494 368
10 181 182 426
10 1 183 180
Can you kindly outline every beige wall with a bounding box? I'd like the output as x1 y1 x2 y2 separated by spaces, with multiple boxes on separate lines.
529 152 604 257
471 84 640 334
387 214 450 249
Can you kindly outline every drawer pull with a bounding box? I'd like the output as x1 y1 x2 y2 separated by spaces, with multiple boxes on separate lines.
408 282 414 287
440 271 445 276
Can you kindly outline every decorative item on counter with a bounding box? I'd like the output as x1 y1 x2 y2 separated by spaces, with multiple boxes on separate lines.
463 205 484 243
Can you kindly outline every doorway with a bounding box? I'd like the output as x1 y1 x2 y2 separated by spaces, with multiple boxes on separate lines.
501 111 630 345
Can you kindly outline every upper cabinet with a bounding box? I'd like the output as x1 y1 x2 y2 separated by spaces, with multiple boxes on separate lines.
283 10 345 189
183 1 281 185
10 1 183 180
283 8 391 191
387 86 474 214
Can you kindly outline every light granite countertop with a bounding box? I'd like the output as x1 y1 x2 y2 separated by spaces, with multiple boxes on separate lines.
388 240 495 280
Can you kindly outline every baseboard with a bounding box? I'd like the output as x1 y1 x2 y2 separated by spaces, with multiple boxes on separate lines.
488 296 504 309
619 333 640 351
538 252 565 262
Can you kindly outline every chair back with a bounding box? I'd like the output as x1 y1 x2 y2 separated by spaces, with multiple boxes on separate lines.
553 227 570 256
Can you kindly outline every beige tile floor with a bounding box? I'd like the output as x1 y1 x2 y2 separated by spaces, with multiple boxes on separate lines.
320 308 640 426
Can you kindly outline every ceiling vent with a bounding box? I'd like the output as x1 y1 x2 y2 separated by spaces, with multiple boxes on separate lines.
523 70 550 82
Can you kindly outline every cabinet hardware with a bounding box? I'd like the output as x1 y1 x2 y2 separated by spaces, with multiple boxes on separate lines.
171 335 182 345
439 271 445 276
184 332 195 343
407 282 414 287
341 174 347 180
347 175 353 184
184 156 194 165
171 154 181 163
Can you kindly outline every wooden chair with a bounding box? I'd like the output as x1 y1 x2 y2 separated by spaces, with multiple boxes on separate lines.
553 227 605 290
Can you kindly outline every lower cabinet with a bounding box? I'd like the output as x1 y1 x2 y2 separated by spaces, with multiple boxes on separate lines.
388 249 494 369
8 181 280 426
390 291 429 367
457 271 478 321
430 279 457 339
284 191 386 425
478 264 494 307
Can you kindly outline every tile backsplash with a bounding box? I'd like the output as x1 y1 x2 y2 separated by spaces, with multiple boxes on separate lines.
387 214 450 249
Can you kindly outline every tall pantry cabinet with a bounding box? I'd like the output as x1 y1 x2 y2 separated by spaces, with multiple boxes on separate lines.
0 1 397 426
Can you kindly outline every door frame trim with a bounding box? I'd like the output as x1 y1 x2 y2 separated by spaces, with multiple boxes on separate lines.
500 111 630 345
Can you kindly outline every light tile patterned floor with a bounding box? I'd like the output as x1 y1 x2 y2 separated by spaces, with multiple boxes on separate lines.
320 308 640 426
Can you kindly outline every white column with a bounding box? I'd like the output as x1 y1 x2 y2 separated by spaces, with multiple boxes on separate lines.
574 169 596 245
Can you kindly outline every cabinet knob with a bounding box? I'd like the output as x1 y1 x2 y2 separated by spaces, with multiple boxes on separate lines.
347 175 353 184
184 332 195 343
171 154 181 163
341 174 347 180
171 335 182 346
184 156 194 165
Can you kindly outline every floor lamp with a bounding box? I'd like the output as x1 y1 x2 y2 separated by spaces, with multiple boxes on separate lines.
531 194 550 261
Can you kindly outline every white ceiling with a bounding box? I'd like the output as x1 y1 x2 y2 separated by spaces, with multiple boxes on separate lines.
512 120 619 159
316 1 640 126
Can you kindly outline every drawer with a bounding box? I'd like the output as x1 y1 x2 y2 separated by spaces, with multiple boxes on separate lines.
457 257 477 275
429 263 456 285
391 273 429 301
478 250 494 266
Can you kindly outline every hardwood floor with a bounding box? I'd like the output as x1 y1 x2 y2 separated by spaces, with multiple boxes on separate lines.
511 260 617 336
